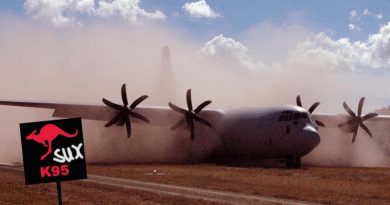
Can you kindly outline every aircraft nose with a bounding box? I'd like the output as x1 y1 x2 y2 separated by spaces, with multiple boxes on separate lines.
303 125 321 151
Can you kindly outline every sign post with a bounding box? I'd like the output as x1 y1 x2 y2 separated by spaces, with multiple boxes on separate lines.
57 181 62 205
20 118 87 204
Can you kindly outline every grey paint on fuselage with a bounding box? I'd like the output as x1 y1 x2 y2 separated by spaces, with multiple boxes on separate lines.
213 105 320 159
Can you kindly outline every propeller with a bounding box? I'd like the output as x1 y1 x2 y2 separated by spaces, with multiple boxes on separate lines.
338 97 378 143
296 95 325 127
102 84 149 138
169 89 212 140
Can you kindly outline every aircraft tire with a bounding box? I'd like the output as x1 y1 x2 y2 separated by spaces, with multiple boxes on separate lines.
285 156 301 169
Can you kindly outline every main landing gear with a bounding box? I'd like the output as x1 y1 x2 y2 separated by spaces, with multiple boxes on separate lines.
285 156 301 169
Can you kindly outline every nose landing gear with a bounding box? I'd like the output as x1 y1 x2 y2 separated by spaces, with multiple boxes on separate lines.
285 156 301 169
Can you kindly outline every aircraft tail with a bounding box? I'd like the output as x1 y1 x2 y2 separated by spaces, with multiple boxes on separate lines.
161 46 172 71
158 46 175 102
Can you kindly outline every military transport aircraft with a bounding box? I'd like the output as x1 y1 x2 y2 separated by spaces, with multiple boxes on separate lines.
1 47 390 168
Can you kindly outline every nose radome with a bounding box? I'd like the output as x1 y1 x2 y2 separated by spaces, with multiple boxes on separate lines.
303 125 321 149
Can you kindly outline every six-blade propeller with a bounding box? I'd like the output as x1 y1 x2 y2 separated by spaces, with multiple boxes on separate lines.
168 89 212 140
102 84 149 138
296 95 325 127
338 97 378 143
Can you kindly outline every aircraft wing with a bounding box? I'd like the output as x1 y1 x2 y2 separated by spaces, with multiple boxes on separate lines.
0 100 224 127
313 113 390 127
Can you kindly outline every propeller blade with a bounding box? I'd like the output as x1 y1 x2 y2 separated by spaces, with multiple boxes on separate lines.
103 84 152 139
186 89 193 111
362 113 378 121
130 95 149 109
352 124 358 143
343 102 356 117
315 120 325 127
295 95 323 127
308 102 320 113
296 95 302 107
194 100 212 114
102 98 123 110
124 116 131 138
170 89 213 141
130 111 150 123
360 123 373 138
117 120 125 126
168 102 187 114
357 97 365 117
104 113 122 127
338 117 357 127
193 115 212 127
170 118 186 131
121 84 128 106
339 97 376 143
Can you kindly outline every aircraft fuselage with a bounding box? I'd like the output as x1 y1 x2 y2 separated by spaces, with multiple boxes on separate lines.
214 105 320 161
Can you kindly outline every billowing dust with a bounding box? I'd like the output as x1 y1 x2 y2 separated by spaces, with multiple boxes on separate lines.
0 17 389 167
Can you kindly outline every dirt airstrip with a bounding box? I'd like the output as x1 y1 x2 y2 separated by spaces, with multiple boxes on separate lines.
1 163 389 204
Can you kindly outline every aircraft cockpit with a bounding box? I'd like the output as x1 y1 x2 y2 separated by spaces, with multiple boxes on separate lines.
278 110 308 121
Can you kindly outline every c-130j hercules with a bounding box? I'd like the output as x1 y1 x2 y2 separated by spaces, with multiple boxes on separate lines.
1 46 389 168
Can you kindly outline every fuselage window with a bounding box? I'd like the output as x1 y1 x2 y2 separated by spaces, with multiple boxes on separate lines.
278 111 290 121
279 111 309 121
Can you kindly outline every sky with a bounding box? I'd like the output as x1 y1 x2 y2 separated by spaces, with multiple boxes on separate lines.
1 0 390 41
0 0 390 111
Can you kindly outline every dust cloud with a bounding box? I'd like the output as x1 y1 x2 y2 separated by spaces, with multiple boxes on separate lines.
0 16 389 167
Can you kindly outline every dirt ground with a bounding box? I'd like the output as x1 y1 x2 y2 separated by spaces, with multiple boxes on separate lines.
1 163 390 204
0 167 219 205
88 163 390 204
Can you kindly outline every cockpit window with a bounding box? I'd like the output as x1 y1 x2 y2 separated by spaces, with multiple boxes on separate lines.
278 110 309 121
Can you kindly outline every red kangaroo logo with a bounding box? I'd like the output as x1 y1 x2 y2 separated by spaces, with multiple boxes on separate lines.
26 124 78 160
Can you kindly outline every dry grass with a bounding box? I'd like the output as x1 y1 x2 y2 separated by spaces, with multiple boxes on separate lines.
2 163 390 204
0 168 221 205
87 163 390 205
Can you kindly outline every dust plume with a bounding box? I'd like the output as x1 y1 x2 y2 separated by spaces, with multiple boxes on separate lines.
0 16 390 167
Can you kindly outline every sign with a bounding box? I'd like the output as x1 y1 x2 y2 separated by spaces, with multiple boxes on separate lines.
20 118 87 185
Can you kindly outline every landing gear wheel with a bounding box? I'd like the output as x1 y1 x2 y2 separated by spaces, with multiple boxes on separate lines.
285 156 301 169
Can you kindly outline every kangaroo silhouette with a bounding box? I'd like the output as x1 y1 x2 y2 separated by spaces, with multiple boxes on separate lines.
26 124 78 160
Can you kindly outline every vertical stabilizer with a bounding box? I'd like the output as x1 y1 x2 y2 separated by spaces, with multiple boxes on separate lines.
158 46 175 102
161 46 172 71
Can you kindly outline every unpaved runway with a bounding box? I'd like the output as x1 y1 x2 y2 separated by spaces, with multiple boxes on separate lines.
0 165 316 205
